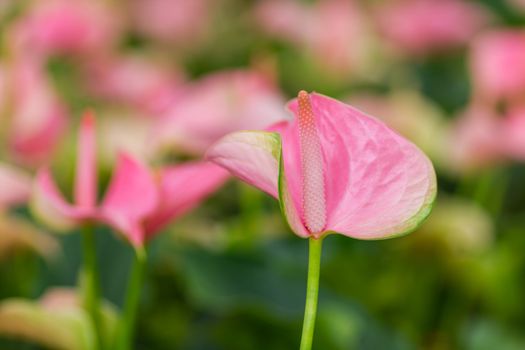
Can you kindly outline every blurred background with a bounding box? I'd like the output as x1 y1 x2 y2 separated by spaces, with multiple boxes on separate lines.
1 0 525 349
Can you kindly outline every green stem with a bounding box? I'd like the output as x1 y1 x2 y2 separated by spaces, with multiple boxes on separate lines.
299 237 323 350
115 249 147 350
81 225 103 350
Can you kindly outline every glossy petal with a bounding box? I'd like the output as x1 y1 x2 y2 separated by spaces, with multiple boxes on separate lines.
31 168 89 231
207 131 281 198
100 153 159 246
206 130 310 237
285 93 436 239
144 162 229 237
74 112 97 209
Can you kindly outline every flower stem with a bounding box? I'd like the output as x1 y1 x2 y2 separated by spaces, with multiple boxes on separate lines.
115 249 147 350
81 225 103 350
300 237 323 350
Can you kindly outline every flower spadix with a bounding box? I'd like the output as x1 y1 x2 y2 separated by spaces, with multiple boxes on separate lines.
207 91 437 239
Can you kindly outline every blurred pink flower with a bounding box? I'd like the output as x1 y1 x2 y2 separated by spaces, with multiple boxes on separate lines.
103 160 228 244
153 69 289 156
33 112 227 247
5 58 67 166
450 107 505 172
451 104 525 171
9 0 120 57
131 0 211 45
84 56 185 115
255 0 370 73
375 0 488 55
208 91 436 239
470 30 525 103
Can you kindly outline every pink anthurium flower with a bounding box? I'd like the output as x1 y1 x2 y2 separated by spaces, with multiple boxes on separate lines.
207 91 436 349
32 111 227 247
207 91 437 239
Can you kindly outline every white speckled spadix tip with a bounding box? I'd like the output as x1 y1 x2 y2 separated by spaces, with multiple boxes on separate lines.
297 91 326 235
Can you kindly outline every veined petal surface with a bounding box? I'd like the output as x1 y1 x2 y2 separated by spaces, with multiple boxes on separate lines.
286 93 436 239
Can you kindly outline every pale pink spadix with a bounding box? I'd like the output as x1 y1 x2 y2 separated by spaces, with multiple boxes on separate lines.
207 91 437 240
297 91 326 235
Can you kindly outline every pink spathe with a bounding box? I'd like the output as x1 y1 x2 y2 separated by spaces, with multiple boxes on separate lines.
33 112 228 247
208 92 436 240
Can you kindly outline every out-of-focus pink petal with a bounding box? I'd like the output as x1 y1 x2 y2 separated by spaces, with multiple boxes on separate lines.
9 58 67 166
470 30 525 102
255 0 308 44
206 129 310 237
144 162 228 237
100 153 158 246
0 163 32 210
31 168 88 231
131 0 211 45
255 0 369 73
286 93 436 239
449 107 504 172
74 112 97 209
9 0 121 57
84 56 185 115
375 0 488 55
154 70 289 155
